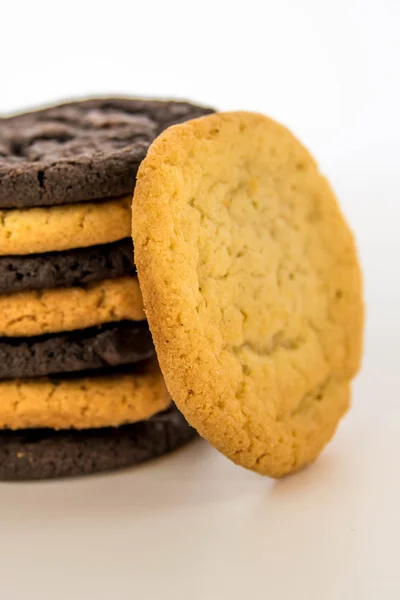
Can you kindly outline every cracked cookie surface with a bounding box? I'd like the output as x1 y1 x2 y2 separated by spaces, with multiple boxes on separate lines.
0 98 214 209
0 196 131 255
0 276 144 336
0 358 169 429
132 111 364 478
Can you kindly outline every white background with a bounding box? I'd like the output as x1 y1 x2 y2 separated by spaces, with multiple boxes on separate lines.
0 1 399 598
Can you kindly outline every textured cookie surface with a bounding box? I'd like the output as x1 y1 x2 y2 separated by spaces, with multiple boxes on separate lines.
0 98 214 209
0 276 144 336
0 358 169 429
132 111 364 478
0 196 131 255
0 321 154 380
0 239 135 295
0 405 196 481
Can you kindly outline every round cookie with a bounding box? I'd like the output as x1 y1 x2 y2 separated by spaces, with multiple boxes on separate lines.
0 321 154 380
132 111 364 478
0 405 196 481
0 196 131 255
0 276 144 337
0 239 135 295
0 98 214 209
0 358 169 430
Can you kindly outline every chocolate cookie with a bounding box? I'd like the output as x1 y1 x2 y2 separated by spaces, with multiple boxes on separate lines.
0 239 135 295
0 98 214 209
0 405 196 480
0 321 154 380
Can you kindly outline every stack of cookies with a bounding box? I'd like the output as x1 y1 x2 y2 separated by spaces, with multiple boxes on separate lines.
0 98 213 480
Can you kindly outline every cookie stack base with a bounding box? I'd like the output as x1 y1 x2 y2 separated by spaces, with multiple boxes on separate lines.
0 405 196 481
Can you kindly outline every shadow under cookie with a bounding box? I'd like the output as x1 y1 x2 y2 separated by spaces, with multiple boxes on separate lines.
0 405 197 481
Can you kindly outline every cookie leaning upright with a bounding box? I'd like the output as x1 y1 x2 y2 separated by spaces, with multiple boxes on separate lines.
132 111 364 478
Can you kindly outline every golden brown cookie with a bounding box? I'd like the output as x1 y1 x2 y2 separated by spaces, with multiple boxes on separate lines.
0 196 131 255
132 111 364 478
0 359 169 430
0 277 145 337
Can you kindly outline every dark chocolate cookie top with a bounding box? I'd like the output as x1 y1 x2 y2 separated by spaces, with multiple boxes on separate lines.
0 98 214 209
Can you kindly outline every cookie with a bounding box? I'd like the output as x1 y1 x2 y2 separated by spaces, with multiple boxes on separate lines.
0 276 144 337
0 358 169 429
0 321 154 380
0 405 196 480
0 196 131 255
0 98 214 209
0 238 135 295
132 111 364 478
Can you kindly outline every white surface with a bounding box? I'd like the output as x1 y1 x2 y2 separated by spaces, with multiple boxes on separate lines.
0 1 399 598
